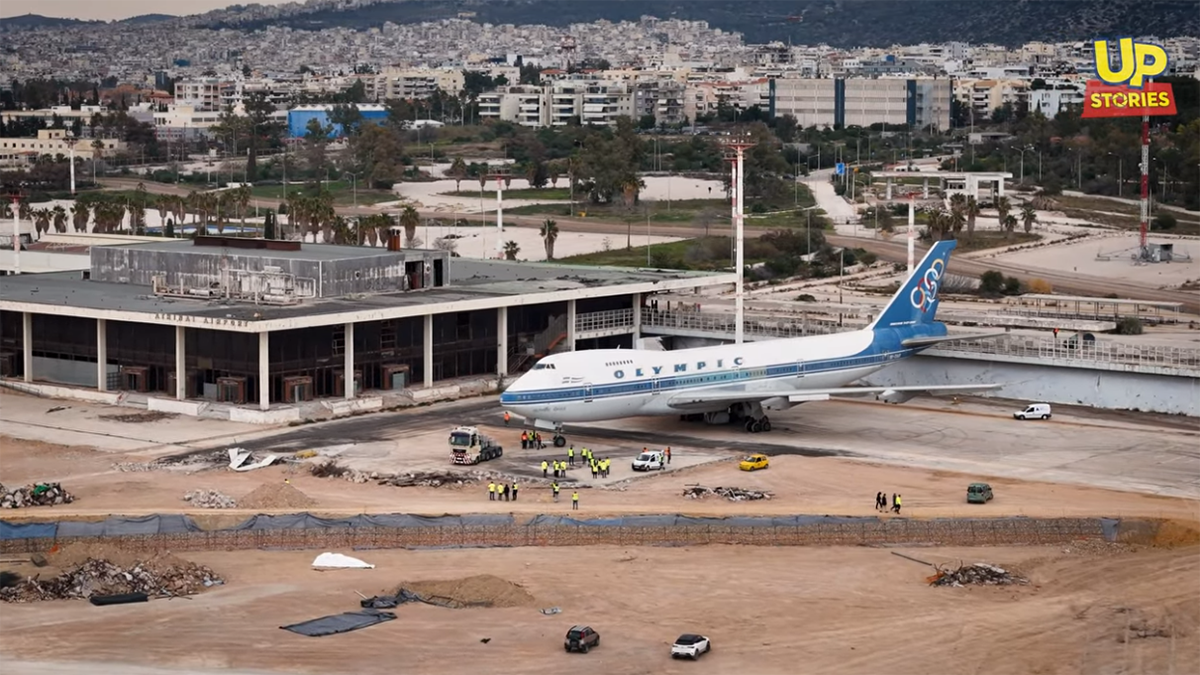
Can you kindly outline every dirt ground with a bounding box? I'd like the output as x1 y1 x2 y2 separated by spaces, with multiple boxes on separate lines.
2 544 1197 675
1 434 1197 523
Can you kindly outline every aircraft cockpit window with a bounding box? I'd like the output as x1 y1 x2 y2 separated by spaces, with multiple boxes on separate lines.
533 363 556 370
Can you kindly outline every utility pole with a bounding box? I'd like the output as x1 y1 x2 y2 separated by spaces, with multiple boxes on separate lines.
907 195 916 278
722 134 756 345
486 167 511 259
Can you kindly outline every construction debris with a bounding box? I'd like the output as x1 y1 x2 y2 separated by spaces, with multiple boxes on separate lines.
682 485 772 501
183 489 237 509
98 411 176 424
0 482 76 509
392 574 536 609
927 562 1029 587
377 471 480 488
0 556 224 602
228 448 279 472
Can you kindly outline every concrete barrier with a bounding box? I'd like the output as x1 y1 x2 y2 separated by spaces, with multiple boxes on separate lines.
0 380 124 405
147 397 202 416
866 354 1200 416
228 406 302 425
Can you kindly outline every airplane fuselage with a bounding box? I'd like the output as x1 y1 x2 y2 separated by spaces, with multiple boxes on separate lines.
499 322 946 424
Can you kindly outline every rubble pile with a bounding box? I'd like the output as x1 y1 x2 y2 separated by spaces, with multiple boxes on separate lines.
0 557 224 603
682 485 773 501
928 562 1028 587
0 482 76 509
378 471 480 488
183 489 237 509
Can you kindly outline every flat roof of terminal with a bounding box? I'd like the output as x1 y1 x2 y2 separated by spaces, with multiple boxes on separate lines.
109 239 417 262
0 257 732 331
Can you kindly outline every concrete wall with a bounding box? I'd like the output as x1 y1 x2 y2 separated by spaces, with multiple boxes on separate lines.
863 354 1200 416
0 250 90 274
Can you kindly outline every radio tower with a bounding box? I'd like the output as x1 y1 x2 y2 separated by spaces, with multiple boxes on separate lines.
721 133 756 345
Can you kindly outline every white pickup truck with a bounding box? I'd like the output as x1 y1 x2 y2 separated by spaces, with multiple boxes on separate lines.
631 451 665 472
671 634 711 659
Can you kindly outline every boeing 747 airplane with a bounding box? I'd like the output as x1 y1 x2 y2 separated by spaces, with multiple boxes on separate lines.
500 240 1001 445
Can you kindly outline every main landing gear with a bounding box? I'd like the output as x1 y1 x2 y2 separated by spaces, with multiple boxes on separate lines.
552 422 567 447
680 403 772 433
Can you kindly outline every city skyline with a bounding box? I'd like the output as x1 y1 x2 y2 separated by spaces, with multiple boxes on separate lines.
0 0 292 21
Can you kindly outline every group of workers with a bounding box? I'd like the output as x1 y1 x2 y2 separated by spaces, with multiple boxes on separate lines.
519 430 545 450
488 481 520 501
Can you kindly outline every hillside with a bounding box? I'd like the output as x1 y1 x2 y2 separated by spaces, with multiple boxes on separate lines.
202 0 1200 46
0 13 98 30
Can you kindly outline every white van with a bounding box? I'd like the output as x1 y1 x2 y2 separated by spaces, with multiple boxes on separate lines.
632 451 665 471
1013 403 1052 420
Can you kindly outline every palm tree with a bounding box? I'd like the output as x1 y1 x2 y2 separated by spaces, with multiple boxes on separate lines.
1020 203 1038 234
51 205 68 233
1003 214 1018 239
503 240 520 260
566 155 582 215
925 208 946 241
995 196 1011 236
620 175 642 249
448 157 468 191
965 195 981 239
33 208 51 237
948 206 965 239
70 200 90 232
548 162 560 189
399 205 420 247
154 195 170 232
540 218 559 260
236 185 251 228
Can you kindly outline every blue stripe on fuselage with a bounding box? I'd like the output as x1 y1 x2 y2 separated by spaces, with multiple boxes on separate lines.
499 324 945 406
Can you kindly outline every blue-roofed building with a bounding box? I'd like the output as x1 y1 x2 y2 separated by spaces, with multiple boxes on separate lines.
287 104 388 138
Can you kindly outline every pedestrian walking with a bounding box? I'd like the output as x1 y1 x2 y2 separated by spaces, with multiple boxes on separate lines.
520 431 528 450
504 411 511 426
875 492 882 511
890 493 898 513
572 491 579 510
552 482 560 502
488 481 496 501
895 494 902 514
591 461 598 479
665 446 672 464
541 460 548 478
568 446 575 467
536 432 544 450
512 482 519 501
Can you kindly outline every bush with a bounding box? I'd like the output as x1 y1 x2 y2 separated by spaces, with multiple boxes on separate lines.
1003 276 1022 295
1152 212 1177 231
1115 317 1144 335
858 250 878 266
795 293 816 302
1027 278 1053 294
979 270 1005 296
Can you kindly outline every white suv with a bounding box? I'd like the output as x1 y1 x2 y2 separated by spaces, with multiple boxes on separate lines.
631 451 665 472
671 634 711 659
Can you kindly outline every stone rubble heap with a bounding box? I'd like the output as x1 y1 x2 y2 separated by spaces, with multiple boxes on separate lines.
377 471 481 488
928 562 1029 587
0 482 76 509
183 488 237 509
682 485 773 501
0 557 224 603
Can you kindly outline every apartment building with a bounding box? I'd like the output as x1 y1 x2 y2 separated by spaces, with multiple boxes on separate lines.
363 67 467 101
1026 79 1086 117
771 77 951 129
174 78 231 112
479 79 666 128
0 128 125 160
150 105 223 141
955 78 1028 117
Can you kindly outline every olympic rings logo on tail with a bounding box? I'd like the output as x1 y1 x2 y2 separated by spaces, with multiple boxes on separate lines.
909 258 945 313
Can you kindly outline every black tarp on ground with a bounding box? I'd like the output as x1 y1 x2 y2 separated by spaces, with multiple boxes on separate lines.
281 609 396 637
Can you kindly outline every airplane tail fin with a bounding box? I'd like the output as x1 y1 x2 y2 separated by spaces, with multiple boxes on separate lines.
869 240 957 329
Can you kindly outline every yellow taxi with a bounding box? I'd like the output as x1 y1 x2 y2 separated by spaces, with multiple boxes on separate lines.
738 453 770 471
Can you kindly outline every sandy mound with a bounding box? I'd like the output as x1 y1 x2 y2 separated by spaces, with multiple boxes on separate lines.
397 574 535 608
238 482 317 510
48 542 191 573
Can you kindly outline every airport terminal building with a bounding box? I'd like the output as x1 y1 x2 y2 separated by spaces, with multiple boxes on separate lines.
0 236 732 420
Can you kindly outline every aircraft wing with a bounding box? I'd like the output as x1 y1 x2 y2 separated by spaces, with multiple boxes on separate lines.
901 332 1007 348
666 383 1002 410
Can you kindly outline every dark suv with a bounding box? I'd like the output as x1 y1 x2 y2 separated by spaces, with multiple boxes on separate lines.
564 625 600 653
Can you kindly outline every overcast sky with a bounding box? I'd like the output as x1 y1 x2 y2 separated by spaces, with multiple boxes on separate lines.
1 0 295 21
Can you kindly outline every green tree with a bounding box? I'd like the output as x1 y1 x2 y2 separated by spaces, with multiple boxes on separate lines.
399 205 420 246
165 217 176 238
350 122 405 188
965 195 981 239
329 103 365 137
302 117 334 177
979 270 1005 296
448 157 468 191
503 240 520 260
1020 203 1038 233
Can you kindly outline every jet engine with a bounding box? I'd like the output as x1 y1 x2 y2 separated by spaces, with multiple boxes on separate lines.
876 389 919 404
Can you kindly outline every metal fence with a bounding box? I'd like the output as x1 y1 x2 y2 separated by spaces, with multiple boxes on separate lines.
0 516 1127 555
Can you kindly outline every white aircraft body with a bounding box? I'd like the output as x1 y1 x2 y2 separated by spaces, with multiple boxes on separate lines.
500 240 1000 440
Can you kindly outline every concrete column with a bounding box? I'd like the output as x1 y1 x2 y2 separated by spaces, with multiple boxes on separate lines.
174 326 186 400
423 313 434 388
496 306 508 377
566 299 577 352
344 321 355 400
21 312 32 383
96 319 107 391
922 177 929 199
631 293 642 342
997 178 1006 199
258 331 270 411
885 177 893 200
